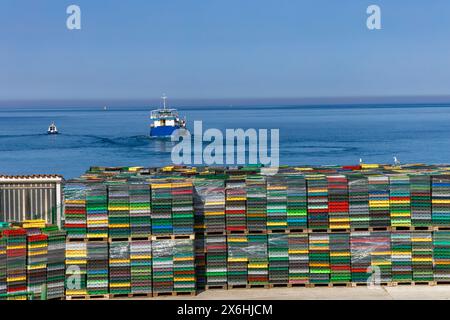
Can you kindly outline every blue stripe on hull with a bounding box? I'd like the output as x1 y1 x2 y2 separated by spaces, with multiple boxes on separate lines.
150 125 180 137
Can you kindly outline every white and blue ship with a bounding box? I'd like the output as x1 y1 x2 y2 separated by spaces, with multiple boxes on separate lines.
150 95 186 137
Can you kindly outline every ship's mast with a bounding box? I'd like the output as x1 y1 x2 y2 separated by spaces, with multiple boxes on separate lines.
162 94 167 110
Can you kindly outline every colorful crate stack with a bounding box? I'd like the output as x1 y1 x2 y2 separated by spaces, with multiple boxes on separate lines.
432 175 450 226
308 233 330 283
86 241 108 295
151 180 173 235
350 231 372 283
329 233 351 283
108 184 130 238
368 176 390 228
268 234 289 284
227 235 248 286
129 182 152 237
286 174 308 229
173 239 196 292
152 239 174 292
246 175 267 232
65 242 87 296
370 232 392 282
64 183 87 239
348 175 370 229
410 175 432 227
130 240 152 294
26 233 48 299
247 234 268 285
327 175 350 229
390 231 412 282
3 229 27 300
288 233 309 284
193 177 226 233
225 176 247 233
389 175 411 227
266 175 288 231
433 231 450 281
172 181 194 235
86 184 108 238
109 241 130 294
306 175 329 230
411 232 434 281
204 235 227 287
0 235 6 299
43 227 66 299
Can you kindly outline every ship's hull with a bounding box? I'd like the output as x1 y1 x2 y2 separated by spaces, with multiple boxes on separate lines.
150 125 181 137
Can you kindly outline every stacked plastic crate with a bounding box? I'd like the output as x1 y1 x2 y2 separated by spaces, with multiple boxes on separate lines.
370 232 392 282
308 233 330 283
193 177 226 233
266 175 288 231
109 241 130 295
64 182 87 239
433 231 450 281
129 182 152 237
390 231 412 282
151 180 173 235
348 175 370 229
204 235 227 288
130 240 152 294
432 175 450 226
227 235 248 286
173 238 196 293
409 175 432 227
86 184 108 239
389 175 411 227
286 174 308 229
268 234 289 284
152 239 174 293
108 183 130 238
306 174 329 230
43 227 66 299
225 175 247 233
247 234 268 285
3 229 27 300
329 233 351 283
86 241 108 295
327 175 350 229
246 175 267 232
65 241 87 296
368 176 390 228
350 231 372 283
0 235 6 299
411 232 434 281
288 233 309 285
172 180 194 235
26 232 48 299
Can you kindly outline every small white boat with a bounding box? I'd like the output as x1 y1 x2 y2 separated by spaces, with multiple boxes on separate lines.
47 122 58 135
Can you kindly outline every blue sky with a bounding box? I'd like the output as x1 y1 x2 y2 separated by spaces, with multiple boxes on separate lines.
1 0 450 102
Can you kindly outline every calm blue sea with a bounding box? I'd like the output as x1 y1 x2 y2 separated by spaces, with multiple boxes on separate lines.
1 104 450 178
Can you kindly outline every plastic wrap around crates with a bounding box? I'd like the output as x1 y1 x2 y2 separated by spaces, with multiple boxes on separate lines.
109 241 130 294
268 234 289 284
247 234 268 285
266 175 288 231
225 176 247 233
193 177 226 234
64 183 87 239
173 239 196 292
152 239 174 292
288 233 309 284
348 175 370 229
227 235 248 286
130 240 152 294
246 175 267 232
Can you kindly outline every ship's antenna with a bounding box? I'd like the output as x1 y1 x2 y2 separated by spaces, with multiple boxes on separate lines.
394 156 400 166
162 94 167 110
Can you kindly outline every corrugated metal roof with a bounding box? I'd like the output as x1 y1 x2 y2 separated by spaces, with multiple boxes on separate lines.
0 174 63 182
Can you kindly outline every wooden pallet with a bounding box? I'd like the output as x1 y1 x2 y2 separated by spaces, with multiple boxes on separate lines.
203 231 227 236
350 227 390 232
227 284 248 290
67 237 108 243
109 293 153 299
247 284 270 289
391 226 433 231
205 284 228 290
348 282 393 287
66 294 109 300
129 236 152 241
153 291 196 297
390 281 436 287
151 234 195 240
433 227 450 231
434 281 450 286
